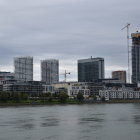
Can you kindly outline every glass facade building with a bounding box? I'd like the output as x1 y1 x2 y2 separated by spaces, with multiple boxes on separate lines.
78 57 104 82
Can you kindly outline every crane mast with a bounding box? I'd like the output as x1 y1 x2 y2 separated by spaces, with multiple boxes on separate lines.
121 23 131 83
59 70 70 82
64 70 70 82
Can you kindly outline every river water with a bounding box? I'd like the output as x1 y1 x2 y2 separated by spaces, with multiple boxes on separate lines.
0 104 140 140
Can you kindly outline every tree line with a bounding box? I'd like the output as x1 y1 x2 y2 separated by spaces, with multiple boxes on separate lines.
0 91 84 103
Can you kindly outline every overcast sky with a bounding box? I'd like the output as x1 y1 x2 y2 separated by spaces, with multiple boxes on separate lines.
0 0 139 81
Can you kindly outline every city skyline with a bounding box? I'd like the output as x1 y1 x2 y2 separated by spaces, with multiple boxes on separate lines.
0 55 128 82
0 0 140 81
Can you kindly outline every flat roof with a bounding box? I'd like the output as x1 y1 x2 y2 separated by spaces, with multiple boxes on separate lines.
78 57 104 63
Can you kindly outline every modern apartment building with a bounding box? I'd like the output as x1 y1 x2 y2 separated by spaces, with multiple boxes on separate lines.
131 32 140 84
41 59 59 84
14 56 33 81
78 57 104 82
112 70 126 83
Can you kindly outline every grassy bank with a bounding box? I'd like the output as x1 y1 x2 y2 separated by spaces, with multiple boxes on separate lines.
0 99 82 106
106 100 140 104
0 99 140 106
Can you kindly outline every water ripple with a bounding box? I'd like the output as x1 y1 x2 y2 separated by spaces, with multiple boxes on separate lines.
41 118 59 127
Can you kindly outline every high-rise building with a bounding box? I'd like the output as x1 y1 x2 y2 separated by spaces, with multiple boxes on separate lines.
131 32 140 84
14 56 33 81
41 59 59 84
78 57 104 82
112 70 126 83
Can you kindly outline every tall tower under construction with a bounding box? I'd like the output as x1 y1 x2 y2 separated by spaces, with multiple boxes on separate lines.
41 59 59 84
131 32 140 84
14 56 33 81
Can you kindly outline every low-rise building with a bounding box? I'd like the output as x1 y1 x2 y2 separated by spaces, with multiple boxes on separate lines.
3 81 44 95
2 81 56 95
99 88 140 100
42 85 55 94
67 83 90 98
0 72 15 84
88 83 104 96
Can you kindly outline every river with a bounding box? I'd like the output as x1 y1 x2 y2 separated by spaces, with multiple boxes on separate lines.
0 104 140 140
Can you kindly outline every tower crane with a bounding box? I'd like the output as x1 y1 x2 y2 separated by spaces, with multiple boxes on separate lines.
121 23 131 83
60 70 70 82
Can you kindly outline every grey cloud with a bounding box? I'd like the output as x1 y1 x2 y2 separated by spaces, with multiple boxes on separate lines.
0 0 139 80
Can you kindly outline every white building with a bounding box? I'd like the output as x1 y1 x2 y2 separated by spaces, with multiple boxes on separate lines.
3 84 13 91
41 59 59 84
67 83 90 98
42 85 55 94
99 88 140 100
14 56 33 82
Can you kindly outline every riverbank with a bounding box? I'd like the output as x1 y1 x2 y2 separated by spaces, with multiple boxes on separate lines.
0 99 140 106
0 99 82 106
105 100 140 104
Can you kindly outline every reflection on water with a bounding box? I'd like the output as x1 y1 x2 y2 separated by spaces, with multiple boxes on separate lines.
41 118 59 127
79 117 104 123
2 118 35 130
0 104 140 140
134 115 140 123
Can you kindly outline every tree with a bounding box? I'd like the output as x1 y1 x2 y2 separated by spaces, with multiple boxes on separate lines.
46 92 51 97
13 92 21 103
59 92 68 103
93 95 97 100
52 93 59 98
42 92 52 102
77 92 84 102
0 92 9 103
101 96 105 102
46 92 53 102
21 93 28 100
